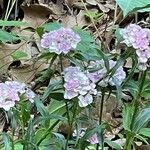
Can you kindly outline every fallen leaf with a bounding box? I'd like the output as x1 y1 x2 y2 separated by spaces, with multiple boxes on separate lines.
21 4 53 28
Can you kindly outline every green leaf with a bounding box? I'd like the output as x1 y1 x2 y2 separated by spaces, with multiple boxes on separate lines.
141 78 150 99
123 104 134 131
116 0 150 16
0 29 20 42
48 99 66 114
135 134 149 145
34 114 66 125
104 139 122 150
34 96 49 116
52 133 66 149
36 27 44 38
74 27 94 43
2 133 11 150
42 80 63 101
132 107 150 133
0 20 28 26
24 119 36 150
11 51 28 60
42 22 62 32
139 128 150 138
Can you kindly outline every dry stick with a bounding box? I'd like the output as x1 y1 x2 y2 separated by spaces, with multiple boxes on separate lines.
113 3 118 25
80 0 103 47
15 0 18 20
135 13 138 24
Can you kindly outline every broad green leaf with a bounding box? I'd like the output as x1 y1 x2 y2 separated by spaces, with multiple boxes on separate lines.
132 107 150 133
48 99 66 114
141 78 150 99
34 114 66 125
116 0 150 16
1 143 23 150
74 27 94 43
0 29 20 42
123 104 133 131
0 20 27 26
34 96 49 116
135 134 149 145
52 133 66 149
2 133 11 150
36 27 44 37
104 139 122 150
42 80 63 101
42 22 62 31
139 128 150 138
11 51 28 60
24 119 36 150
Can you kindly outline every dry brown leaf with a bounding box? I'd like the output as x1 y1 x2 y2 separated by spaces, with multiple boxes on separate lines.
9 61 48 83
86 0 98 6
21 4 53 28
97 3 110 13
76 10 89 27
61 15 77 27
39 0 65 15
0 43 25 73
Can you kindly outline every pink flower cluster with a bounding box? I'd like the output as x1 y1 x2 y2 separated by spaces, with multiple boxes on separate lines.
120 24 150 70
0 81 35 111
73 128 99 145
87 60 126 87
41 27 81 54
64 67 97 107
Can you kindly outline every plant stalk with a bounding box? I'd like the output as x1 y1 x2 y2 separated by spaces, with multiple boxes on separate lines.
124 71 146 149
96 89 105 150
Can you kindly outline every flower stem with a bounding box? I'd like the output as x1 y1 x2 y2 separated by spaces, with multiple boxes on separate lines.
124 71 146 149
96 89 105 150
64 102 71 150
130 71 146 130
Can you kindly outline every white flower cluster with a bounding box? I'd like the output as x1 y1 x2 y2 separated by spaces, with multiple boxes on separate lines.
64 67 97 107
0 81 35 111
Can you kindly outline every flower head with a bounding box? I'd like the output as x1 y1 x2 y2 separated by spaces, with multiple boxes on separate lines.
64 67 97 107
0 81 35 111
120 24 150 70
41 27 81 54
87 59 126 87
73 128 99 145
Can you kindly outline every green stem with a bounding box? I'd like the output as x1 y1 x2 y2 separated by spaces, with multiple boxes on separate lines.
130 71 146 130
37 119 61 146
59 54 71 150
64 102 71 150
11 129 15 150
124 134 133 150
124 71 146 149
96 89 105 150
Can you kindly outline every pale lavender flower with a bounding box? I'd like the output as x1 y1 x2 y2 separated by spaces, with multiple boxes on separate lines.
120 24 150 70
64 67 97 107
41 27 81 54
120 24 149 50
0 81 35 111
25 89 35 103
73 128 99 145
78 94 93 107
87 60 126 87
87 133 99 144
